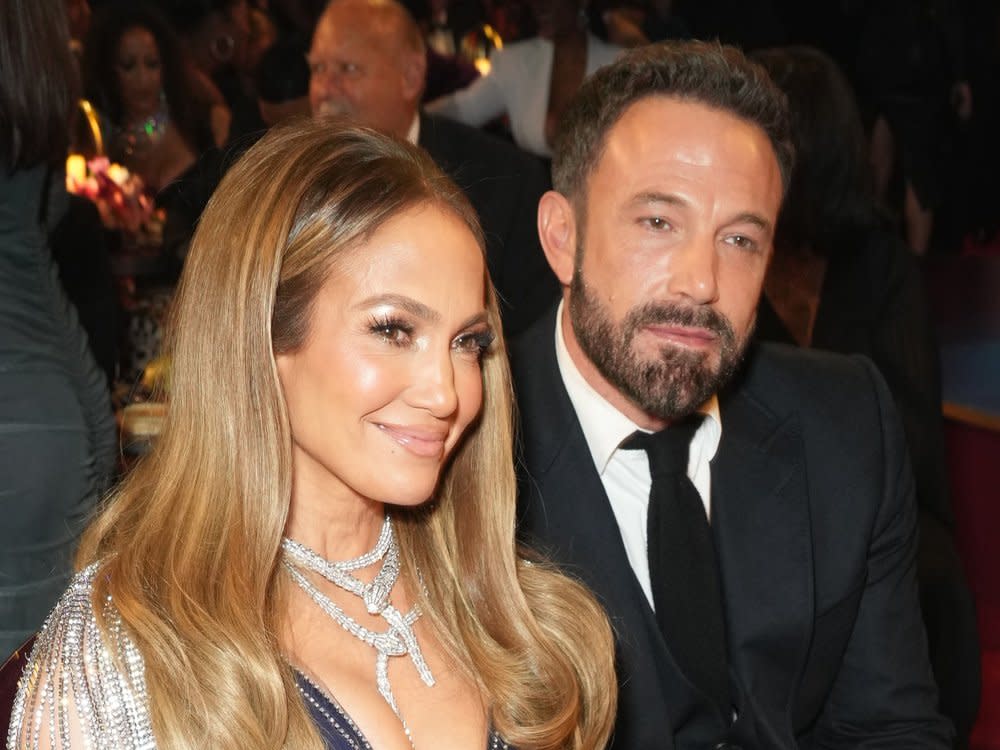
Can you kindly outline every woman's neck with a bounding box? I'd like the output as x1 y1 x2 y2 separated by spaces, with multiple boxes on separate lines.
285 487 386 562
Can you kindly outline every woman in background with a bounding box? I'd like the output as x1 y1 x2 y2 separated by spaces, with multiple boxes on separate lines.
83 2 229 194
9 118 616 749
0 0 117 663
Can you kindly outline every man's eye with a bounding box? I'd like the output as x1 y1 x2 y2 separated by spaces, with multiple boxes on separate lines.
643 217 671 230
725 234 759 252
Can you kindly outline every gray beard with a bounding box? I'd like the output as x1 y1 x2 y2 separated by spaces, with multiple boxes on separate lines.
568 268 751 421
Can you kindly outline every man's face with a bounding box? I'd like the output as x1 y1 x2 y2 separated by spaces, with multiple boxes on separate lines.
308 3 420 138
566 96 783 427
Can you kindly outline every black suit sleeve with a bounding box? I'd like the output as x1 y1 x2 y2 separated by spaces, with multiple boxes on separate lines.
810 356 954 748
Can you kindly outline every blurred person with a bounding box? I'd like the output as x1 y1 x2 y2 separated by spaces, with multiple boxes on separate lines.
164 0 558 337
253 33 311 127
157 0 267 142
855 0 974 256
425 0 622 159
401 0 485 102
83 1 230 194
513 39 954 749
752 43 981 747
600 0 691 47
307 0 561 336
0 0 117 661
8 119 617 750
65 0 91 59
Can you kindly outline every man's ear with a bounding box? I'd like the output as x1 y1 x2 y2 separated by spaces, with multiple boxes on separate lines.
401 48 427 103
537 190 578 287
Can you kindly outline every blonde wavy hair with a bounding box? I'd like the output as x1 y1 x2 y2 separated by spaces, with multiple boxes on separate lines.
78 118 616 749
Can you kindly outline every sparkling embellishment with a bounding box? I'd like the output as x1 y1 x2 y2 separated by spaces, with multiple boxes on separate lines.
282 515 435 748
7 563 156 750
6 560 510 750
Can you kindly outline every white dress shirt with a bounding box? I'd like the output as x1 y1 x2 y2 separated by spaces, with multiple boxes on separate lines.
406 113 420 145
553 301 722 610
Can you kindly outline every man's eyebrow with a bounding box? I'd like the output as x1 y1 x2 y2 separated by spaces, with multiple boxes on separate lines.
725 212 773 233
355 294 440 322
625 191 689 209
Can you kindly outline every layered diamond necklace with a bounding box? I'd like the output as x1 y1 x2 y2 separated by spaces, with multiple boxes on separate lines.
282 514 434 747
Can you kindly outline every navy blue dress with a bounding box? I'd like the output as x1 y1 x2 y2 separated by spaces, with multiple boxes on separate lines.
295 672 511 750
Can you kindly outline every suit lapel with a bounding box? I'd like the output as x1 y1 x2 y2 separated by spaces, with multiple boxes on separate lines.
514 311 735 743
712 374 814 725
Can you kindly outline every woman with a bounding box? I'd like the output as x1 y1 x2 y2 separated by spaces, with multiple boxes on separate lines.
0 0 117 663
425 0 621 159
9 118 617 749
83 2 230 194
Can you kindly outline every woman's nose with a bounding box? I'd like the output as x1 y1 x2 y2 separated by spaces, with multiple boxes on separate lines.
406 349 459 419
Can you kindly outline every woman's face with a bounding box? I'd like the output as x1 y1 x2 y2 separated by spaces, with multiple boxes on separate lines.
276 203 491 510
116 26 162 120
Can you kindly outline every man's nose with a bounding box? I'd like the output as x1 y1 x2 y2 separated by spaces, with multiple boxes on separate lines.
311 68 346 95
665 235 719 305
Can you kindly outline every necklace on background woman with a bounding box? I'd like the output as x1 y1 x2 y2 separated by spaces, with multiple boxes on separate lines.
116 91 169 159
282 514 434 748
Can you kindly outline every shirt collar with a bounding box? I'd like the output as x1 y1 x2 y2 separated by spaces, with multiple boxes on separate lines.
406 113 420 145
554 300 721 474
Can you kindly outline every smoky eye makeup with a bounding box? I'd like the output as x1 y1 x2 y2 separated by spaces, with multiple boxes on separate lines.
454 327 495 359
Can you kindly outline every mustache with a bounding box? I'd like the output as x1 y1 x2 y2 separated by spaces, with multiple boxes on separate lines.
624 301 736 341
315 99 352 117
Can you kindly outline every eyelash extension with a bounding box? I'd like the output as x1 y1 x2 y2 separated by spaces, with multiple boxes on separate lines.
368 314 414 344
463 330 496 358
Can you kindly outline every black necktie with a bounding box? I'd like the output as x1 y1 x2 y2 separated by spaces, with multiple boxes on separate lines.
622 414 730 712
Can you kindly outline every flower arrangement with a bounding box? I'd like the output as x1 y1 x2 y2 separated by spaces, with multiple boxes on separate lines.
65 154 165 246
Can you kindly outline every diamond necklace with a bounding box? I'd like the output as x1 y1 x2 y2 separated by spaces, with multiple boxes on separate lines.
282 515 434 747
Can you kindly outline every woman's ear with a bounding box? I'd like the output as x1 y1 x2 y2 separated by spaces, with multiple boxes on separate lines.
537 190 578 287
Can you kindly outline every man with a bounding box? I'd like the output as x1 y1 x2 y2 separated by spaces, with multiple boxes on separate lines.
512 40 954 749
307 0 558 335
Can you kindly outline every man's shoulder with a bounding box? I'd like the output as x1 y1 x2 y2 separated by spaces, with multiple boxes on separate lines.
419 111 547 176
735 341 890 424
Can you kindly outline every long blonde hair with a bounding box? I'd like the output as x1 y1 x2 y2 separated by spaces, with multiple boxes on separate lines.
78 118 616 749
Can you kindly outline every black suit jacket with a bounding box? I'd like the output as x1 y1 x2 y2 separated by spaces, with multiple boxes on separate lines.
512 306 953 749
756 226 950 527
418 113 557 336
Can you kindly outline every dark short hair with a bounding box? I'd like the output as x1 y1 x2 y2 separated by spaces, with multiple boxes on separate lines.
0 0 79 171
552 39 794 206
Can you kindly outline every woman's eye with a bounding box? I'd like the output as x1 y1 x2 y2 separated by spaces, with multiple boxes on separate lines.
369 319 413 346
454 330 495 358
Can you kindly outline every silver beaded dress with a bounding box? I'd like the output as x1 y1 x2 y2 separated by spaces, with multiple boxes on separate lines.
6 565 512 750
